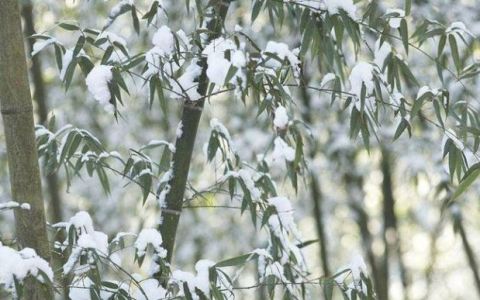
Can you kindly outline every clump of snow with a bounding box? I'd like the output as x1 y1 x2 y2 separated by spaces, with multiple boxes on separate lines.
20 203 31 210
171 59 202 101
111 232 136 244
62 211 109 274
238 169 261 201
142 139 176 152
145 27 189 78
0 245 53 290
447 21 473 37
374 39 392 69
268 197 294 221
267 196 297 238
70 211 95 234
349 62 375 98
221 169 261 201
264 261 288 282
444 132 465 151
157 166 173 207
176 29 190 48
86 65 113 106
390 90 404 106
134 228 167 258
349 254 368 281
176 121 184 138
210 118 235 150
31 38 56 56
105 0 133 28
385 8 405 29
59 49 73 81
152 25 175 55
76 231 108 255
108 0 133 18
202 37 246 87
0 201 31 210
170 259 216 299
416 86 439 99
134 278 167 300
272 137 295 162
252 249 272 278
324 0 357 19
263 41 300 77
320 73 336 87
69 277 126 300
273 106 289 129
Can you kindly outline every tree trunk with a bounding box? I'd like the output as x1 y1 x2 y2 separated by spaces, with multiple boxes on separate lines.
0 0 51 298
21 0 64 225
299 72 330 276
158 0 230 265
381 149 409 300
457 218 480 297
343 157 386 300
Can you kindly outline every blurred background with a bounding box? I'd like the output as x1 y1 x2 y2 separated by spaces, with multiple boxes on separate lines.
1 0 479 299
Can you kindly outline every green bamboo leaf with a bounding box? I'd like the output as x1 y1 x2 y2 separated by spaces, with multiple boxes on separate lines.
131 6 140 34
214 253 256 268
58 22 80 31
63 59 77 91
451 163 480 200
251 0 263 23
399 18 409 55
393 119 409 140
73 35 85 57
449 34 461 73
437 34 446 57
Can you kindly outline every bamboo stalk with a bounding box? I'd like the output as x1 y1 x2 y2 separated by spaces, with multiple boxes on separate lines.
0 0 52 298
299 71 331 276
21 0 64 225
457 218 480 297
381 149 409 300
343 158 386 300
157 0 230 265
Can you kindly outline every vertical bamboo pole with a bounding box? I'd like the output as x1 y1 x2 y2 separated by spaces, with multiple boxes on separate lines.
158 0 230 264
0 0 52 298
